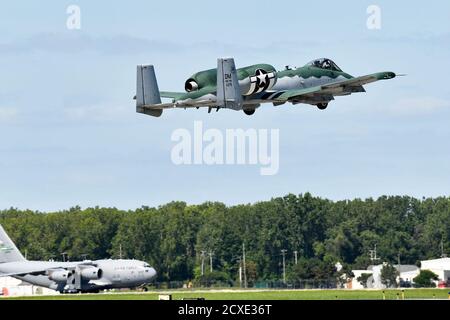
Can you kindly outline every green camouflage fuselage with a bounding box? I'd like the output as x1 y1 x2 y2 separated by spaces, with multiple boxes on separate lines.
168 64 353 106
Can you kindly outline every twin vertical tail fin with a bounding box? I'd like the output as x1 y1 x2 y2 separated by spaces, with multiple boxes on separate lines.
216 58 242 110
0 225 26 264
136 65 163 117
135 58 242 115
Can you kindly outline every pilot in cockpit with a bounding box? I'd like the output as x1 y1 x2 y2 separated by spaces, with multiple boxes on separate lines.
322 59 331 69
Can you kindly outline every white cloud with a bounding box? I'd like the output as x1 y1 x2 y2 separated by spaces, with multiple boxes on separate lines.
64 104 130 122
0 33 316 58
0 107 18 122
390 97 449 115
64 171 116 186
0 33 186 56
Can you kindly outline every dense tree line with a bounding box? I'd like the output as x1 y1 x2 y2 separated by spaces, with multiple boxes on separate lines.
0 193 449 283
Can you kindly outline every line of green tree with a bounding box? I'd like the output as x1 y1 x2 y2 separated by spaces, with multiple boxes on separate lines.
0 193 448 283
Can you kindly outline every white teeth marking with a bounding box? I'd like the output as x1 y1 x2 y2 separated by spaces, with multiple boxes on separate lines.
267 91 284 99
272 75 348 91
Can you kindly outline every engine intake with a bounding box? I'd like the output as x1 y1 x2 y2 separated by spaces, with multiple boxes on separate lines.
185 79 199 92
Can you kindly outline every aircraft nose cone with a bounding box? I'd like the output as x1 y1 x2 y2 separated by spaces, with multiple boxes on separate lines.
147 267 157 279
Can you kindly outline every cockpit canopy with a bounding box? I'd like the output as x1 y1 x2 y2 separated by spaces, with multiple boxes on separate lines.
306 58 342 72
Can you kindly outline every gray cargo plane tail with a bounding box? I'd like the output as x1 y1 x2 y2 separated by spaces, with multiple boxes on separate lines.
0 225 156 294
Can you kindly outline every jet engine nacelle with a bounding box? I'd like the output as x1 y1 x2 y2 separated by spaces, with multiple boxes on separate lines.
184 80 199 92
184 64 277 96
80 267 103 280
48 270 69 282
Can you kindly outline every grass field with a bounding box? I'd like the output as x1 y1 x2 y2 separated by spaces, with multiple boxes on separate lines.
2 288 449 300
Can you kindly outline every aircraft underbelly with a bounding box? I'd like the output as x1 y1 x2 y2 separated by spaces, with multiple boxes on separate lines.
109 277 143 288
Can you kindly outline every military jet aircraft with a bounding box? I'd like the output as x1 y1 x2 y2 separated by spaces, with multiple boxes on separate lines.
134 57 397 117
0 225 156 294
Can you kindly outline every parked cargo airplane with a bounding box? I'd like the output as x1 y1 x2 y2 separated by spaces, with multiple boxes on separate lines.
0 225 156 293
134 57 397 117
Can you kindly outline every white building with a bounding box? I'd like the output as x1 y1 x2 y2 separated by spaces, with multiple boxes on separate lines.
396 265 420 285
350 263 419 289
0 276 57 297
349 270 373 289
350 258 450 289
420 257 450 285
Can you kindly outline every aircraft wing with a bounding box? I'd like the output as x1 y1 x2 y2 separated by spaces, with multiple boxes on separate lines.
0 268 53 277
138 102 178 110
274 86 323 101
321 71 396 90
0 270 55 277
0 271 31 277
160 91 186 100
0 262 90 277
139 99 216 110
274 71 396 102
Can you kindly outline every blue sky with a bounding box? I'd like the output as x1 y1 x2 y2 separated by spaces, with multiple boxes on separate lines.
0 1 449 211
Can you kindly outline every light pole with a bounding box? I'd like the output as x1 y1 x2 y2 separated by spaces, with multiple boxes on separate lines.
200 250 206 276
369 244 380 263
281 249 287 284
242 243 247 289
209 250 214 273
294 250 298 265
237 256 242 288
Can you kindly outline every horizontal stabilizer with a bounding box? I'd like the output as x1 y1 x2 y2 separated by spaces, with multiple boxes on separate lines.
160 91 185 100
